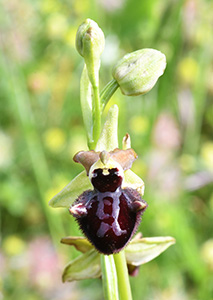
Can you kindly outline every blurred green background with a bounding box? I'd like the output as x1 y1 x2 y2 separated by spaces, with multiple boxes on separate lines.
0 0 213 299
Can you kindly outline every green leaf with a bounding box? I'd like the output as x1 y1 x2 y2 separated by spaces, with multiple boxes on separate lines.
101 255 119 300
95 104 119 152
62 249 101 282
125 236 175 266
48 171 92 208
80 66 93 144
61 236 93 253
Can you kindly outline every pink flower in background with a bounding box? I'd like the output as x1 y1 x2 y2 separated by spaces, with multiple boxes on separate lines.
28 237 59 286
147 112 182 199
27 237 78 299
152 112 181 151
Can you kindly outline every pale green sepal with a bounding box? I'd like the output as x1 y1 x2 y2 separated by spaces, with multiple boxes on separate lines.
125 236 176 266
112 49 166 96
123 169 145 196
61 236 93 253
80 66 93 144
101 255 119 300
95 104 119 152
49 171 92 208
62 249 101 282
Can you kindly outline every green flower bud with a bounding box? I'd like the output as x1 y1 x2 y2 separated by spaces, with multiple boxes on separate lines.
76 19 104 57
76 19 105 87
112 49 166 96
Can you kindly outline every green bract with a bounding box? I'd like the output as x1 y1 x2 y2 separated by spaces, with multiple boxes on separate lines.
62 249 101 282
112 49 166 96
61 235 175 282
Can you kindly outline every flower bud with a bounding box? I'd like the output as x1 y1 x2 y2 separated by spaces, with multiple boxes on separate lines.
112 49 166 96
76 19 105 87
76 19 104 57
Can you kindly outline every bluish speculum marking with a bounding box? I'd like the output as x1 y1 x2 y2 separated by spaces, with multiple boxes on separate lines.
96 190 127 237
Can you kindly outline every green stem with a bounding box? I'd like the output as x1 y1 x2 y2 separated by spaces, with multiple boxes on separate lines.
80 66 94 150
92 84 101 149
100 79 119 110
114 251 133 300
101 255 119 300
89 78 119 149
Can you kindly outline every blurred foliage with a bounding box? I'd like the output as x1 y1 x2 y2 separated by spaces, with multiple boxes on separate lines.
0 0 213 299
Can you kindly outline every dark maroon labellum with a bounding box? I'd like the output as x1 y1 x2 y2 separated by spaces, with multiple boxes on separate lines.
70 167 147 255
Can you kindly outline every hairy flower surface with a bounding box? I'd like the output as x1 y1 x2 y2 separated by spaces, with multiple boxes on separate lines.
70 148 147 254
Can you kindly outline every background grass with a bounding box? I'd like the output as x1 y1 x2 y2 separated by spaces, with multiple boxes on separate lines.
0 0 213 299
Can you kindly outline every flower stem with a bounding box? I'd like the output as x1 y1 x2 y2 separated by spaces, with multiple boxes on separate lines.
92 84 101 149
114 251 133 300
101 255 119 300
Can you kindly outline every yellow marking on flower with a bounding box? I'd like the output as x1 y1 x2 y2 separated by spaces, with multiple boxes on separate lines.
89 156 124 181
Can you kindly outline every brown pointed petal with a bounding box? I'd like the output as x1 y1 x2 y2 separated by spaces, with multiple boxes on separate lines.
73 151 100 174
110 149 138 171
